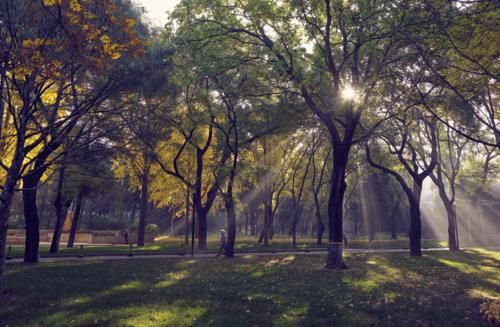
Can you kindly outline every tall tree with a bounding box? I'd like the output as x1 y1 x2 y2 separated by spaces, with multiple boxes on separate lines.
172 0 413 268
366 113 438 256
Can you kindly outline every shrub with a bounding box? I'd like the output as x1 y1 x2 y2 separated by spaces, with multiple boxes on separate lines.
146 224 159 235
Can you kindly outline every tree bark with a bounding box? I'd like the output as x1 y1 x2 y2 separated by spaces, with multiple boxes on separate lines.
67 192 84 248
325 146 350 269
244 211 248 235
138 160 149 247
409 181 423 256
196 208 208 250
258 196 273 246
442 197 459 251
184 186 190 245
0 148 26 291
390 202 399 240
23 174 41 262
314 192 325 245
50 166 71 254
250 209 257 236
224 197 237 257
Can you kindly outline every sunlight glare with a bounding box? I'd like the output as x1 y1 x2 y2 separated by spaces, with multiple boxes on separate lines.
341 86 357 101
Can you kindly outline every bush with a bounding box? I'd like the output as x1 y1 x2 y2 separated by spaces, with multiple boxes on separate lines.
145 224 159 235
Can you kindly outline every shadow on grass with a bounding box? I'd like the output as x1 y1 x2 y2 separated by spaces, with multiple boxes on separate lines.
2 250 499 326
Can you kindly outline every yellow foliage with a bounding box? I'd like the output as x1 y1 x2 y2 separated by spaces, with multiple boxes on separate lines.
126 18 136 28
100 35 111 44
69 0 82 12
42 0 62 6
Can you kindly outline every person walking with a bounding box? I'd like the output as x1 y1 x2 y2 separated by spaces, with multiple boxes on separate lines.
121 229 129 245
216 229 227 257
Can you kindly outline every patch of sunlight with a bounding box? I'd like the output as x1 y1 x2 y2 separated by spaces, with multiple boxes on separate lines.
367 260 377 265
155 270 189 288
242 254 255 259
351 278 379 291
63 296 92 306
438 259 475 273
384 291 399 304
468 289 499 299
143 245 161 250
176 259 197 269
119 305 207 327
280 255 296 265
251 270 264 278
43 310 97 326
154 236 171 241
467 249 500 261
114 280 144 291
274 304 309 324
379 264 403 279
264 259 280 267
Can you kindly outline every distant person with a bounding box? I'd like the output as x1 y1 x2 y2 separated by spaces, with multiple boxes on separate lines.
216 229 227 257
121 229 129 244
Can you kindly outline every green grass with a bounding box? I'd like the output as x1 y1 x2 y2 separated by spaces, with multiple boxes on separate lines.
2 249 499 326
6 235 447 258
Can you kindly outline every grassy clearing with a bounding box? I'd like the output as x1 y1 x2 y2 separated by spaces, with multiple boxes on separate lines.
2 249 499 326
6 235 446 258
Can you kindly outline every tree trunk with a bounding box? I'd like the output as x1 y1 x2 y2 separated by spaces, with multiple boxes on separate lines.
23 174 41 262
197 208 207 250
390 202 399 239
50 199 71 254
50 166 70 254
368 214 375 242
184 187 190 245
290 214 297 248
244 211 248 235
409 182 423 256
314 192 325 245
138 164 149 247
38 186 49 229
67 192 84 248
290 205 303 248
250 210 257 236
354 215 358 237
443 200 459 251
0 150 26 292
325 147 349 269
225 197 237 257
258 198 273 246
0 196 13 292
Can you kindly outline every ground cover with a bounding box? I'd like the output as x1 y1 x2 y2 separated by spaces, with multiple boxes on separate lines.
2 249 498 326
6 235 446 258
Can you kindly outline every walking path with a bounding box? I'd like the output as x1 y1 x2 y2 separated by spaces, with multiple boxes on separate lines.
6 247 499 264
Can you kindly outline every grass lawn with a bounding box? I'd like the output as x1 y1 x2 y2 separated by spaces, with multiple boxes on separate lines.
2 249 499 326
6 235 447 258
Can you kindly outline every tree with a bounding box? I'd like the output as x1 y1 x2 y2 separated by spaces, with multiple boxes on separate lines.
288 132 316 248
429 121 468 251
311 135 331 244
0 0 145 290
402 1 499 148
172 0 414 268
367 112 438 256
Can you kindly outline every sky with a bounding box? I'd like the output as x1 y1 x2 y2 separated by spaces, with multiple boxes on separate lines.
135 0 181 26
